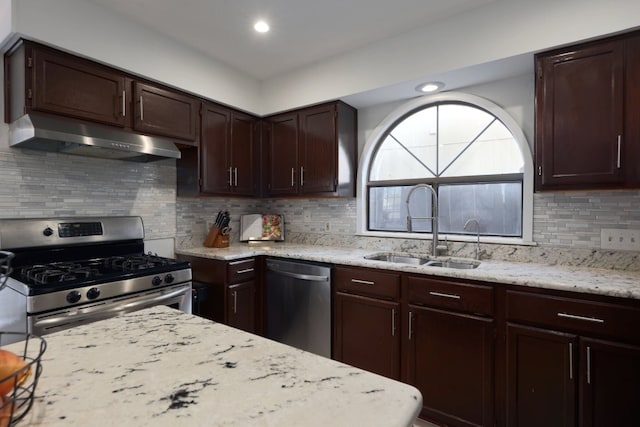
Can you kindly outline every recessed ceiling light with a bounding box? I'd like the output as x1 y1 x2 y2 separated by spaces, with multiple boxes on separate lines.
416 82 445 93
254 20 270 33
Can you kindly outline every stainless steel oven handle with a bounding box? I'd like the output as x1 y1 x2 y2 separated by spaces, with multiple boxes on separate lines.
34 287 189 328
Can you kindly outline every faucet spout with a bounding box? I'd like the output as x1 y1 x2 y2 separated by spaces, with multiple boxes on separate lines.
406 184 445 256
464 218 481 260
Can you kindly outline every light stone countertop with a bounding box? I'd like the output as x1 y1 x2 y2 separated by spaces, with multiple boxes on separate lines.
176 243 640 300
19 306 422 427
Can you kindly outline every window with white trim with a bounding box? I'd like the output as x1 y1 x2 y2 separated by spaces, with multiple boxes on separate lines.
360 93 533 242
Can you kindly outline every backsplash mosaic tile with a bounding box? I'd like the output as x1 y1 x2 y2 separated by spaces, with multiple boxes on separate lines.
0 149 176 240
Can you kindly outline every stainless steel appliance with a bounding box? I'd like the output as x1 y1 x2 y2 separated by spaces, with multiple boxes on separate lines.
265 258 331 358
0 217 191 341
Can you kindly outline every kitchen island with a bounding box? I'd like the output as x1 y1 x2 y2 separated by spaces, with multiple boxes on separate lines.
19 306 422 426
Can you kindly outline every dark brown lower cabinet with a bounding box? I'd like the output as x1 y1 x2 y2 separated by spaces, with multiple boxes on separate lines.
407 305 494 427
580 338 640 427
507 324 576 427
334 292 400 380
226 281 256 333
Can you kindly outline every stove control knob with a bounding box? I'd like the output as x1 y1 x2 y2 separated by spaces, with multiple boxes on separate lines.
43 227 54 237
87 287 101 300
152 276 162 286
164 274 175 284
66 290 82 304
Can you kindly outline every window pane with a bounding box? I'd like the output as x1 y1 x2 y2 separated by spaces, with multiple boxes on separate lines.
441 120 524 176
438 182 522 237
369 108 437 181
438 104 494 174
369 186 433 232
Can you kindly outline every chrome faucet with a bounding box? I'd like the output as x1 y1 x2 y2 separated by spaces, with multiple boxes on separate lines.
406 184 447 256
463 218 481 260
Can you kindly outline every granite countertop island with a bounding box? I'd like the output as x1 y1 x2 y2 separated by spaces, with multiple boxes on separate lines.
19 306 422 427
176 243 640 300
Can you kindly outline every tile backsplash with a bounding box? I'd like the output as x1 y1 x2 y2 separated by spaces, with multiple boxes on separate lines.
0 149 176 240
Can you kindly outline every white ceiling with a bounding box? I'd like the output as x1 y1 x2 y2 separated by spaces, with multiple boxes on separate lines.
85 0 496 81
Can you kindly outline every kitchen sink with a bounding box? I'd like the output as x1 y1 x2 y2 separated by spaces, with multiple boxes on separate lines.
424 260 479 269
364 252 479 269
364 253 431 265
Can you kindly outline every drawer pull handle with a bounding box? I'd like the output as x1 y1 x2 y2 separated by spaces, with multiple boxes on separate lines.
236 268 254 274
429 291 461 300
557 312 604 323
351 279 375 286
569 342 574 380
229 259 253 266
233 290 238 314
586 346 592 385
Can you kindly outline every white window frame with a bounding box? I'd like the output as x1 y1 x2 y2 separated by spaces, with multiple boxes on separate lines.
357 92 535 245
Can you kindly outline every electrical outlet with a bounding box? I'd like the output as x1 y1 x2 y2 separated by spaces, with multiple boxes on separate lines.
304 211 312 222
601 228 640 251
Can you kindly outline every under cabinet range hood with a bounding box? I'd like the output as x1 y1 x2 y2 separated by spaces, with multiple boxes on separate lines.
9 113 182 162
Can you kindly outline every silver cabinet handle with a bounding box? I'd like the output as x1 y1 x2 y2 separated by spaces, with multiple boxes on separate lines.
617 135 622 169
351 279 375 286
228 166 233 186
408 311 414 340
122 90 126 117
300 166 305 186
557 312 604 323
391 308 396 337
233 290 238 314
139 95 144 121
236 268 254 274
234 167 238 187
291 168 295 187
429 291 461 300
586 346 592 384
569 342 574 380
229 259 253 266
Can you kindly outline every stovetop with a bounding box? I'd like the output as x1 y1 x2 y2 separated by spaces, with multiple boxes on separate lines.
11 253 190 295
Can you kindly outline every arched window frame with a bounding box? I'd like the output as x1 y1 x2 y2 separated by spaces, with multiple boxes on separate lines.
357 92 534 245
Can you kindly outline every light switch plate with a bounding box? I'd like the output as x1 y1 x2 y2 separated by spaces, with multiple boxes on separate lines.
601 228 640 251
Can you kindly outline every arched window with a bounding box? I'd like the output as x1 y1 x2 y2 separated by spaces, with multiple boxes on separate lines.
358 92 534 243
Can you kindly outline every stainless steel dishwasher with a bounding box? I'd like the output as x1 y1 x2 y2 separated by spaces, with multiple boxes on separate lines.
265 258 332 358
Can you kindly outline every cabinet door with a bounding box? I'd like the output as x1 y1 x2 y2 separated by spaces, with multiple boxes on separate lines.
266 112 299 195
625 34 640 185
299 103 337 194
227 281 256 334
201 103 232 194
230 112 257 196
536 40 624 189
334 292 400 380
31 46 126 127
506 324 576 427
133 81 198 141
407 305 494 427
580 338 640 427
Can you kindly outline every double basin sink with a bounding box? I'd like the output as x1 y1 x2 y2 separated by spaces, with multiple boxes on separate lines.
364 252 479 269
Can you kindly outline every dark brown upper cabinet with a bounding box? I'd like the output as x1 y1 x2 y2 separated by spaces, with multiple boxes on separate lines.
535 30 640 191
178 102 258 197
5 39 200 147
132 81 198 142
5 40 127 127
264 101 357 197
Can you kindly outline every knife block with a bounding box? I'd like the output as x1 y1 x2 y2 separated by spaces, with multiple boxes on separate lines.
204 226 220 248
212 233 230 248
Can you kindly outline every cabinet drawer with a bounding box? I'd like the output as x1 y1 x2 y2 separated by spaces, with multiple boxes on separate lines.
227 258 256 283
506 290 640 342
334 266 400 300
407 276 494 316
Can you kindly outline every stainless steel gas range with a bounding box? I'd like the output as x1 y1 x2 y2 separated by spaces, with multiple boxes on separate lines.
0 216 191 341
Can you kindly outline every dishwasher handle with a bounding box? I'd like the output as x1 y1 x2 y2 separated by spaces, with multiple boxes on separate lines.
267 265 330 282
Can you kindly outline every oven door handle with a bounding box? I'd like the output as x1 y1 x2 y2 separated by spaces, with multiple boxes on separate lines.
33 287 190 328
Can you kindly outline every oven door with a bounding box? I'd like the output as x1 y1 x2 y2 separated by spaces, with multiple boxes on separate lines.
29 283 192 336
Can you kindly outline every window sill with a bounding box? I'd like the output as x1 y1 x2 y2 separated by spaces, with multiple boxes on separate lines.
356 230 537 246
